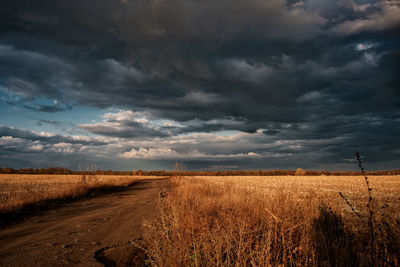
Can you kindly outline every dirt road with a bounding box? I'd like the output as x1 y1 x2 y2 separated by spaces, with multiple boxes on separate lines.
0 179 168 267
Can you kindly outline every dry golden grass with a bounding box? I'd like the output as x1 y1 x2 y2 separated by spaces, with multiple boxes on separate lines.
140 175 400 266
195 175 400 216
0 174 164 215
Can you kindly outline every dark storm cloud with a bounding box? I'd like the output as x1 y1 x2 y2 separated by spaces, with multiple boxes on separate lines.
37 119 62 125
0 0 399 169
77 111 273 139
23 103 72 113
80 119 170 138
0 125 106 146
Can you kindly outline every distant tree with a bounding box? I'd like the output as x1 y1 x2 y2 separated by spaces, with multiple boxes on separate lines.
4 167 13 173
321 170 330 176
173 162 185 178
295 168 306 176
174 162 185 171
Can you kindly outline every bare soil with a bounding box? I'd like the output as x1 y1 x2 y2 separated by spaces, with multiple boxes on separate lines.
0 179 168 267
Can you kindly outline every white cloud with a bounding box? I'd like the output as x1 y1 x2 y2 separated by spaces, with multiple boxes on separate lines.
356 43 376 51
120 146 264 160
29 143 44 151
79 109 170 139
37 131 56 137
52 142 75 153
103 110 149 122
0 136 25 147
121 147 181 159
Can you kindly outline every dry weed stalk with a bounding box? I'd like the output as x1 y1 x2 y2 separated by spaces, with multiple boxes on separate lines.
338 152 400 266
356 152 376 264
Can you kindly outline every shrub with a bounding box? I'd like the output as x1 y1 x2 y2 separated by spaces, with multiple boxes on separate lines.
295 168 306 176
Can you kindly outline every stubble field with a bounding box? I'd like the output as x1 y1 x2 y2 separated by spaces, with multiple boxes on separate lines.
197 175 400 213
141 175 400 266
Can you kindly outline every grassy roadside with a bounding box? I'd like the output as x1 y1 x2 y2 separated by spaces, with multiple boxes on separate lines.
0 176 144 227
138 177 400 266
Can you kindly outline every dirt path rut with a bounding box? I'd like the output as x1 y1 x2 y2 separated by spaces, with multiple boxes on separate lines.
0 179 168 266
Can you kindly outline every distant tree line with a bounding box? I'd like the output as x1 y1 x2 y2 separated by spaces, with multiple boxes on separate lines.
0 167 399 176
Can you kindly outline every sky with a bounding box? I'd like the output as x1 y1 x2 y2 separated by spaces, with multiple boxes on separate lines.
0 0 399 171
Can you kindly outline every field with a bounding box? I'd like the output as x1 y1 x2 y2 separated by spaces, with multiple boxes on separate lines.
196 175 400 213
140 175 400 266
1 173 399 266
0 174 164 216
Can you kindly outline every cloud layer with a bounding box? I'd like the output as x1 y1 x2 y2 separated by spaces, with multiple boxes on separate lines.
0 0 399 170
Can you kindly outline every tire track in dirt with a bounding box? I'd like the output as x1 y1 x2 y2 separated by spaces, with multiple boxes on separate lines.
0 179 168 267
